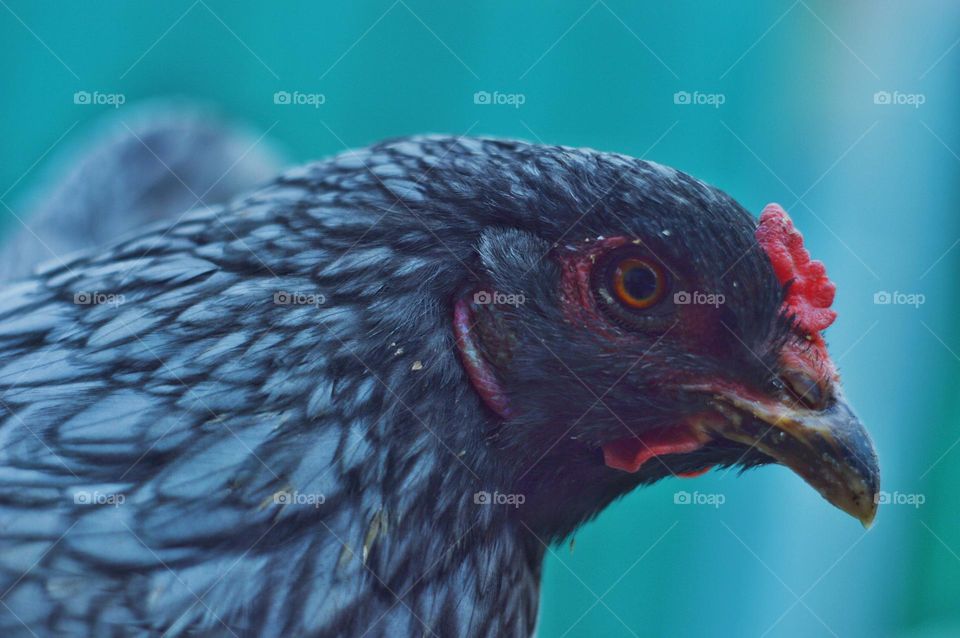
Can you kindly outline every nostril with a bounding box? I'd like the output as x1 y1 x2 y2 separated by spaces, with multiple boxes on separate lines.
781 370 829 410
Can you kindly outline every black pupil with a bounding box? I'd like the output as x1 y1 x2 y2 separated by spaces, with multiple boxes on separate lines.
623 264 657 300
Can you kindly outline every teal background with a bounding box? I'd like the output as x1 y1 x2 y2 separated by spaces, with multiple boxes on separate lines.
2 2 958 636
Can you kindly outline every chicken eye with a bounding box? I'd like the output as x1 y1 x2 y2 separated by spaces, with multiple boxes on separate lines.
611 258 665 309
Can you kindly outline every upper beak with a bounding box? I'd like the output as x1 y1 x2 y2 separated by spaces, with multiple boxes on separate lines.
704 385 880 527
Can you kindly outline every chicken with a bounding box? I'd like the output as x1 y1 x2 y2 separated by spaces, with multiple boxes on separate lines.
0 134 879 637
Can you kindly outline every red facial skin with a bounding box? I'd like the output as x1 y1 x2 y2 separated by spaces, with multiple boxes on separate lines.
562 207 840 475
454 206 838 477
556 237 718 476
557 236 630 333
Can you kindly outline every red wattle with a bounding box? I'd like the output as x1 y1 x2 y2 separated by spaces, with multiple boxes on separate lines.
677 465 714 478
602 427 706 473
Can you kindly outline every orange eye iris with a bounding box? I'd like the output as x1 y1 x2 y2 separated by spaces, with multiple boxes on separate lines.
612 258 665 309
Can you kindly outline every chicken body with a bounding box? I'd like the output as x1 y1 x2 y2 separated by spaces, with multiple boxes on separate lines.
0 134 878 637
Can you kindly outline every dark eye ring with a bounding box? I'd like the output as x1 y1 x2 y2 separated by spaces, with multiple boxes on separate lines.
610 257 666 309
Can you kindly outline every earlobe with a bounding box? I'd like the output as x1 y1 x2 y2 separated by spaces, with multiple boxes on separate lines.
453 290 514 419
455 228 551 419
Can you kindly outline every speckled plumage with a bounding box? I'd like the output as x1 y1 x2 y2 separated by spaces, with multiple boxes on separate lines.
0 133 786 637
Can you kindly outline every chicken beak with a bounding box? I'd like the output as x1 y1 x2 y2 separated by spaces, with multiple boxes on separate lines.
707 387 880 527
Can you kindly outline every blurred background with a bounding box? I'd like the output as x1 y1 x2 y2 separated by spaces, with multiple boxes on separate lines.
1 1 957 636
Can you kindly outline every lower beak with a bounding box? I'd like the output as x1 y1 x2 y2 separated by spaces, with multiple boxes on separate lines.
705 386 880 527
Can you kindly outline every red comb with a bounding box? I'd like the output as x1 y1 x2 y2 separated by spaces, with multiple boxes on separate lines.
755 204 836 339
